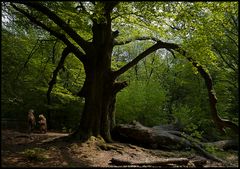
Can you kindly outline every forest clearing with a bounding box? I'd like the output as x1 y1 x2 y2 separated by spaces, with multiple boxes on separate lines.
1 1 238 168
1 129 238 167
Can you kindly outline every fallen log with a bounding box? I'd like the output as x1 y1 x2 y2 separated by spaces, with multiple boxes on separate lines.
112 121 223 162
110 157 189 166
112 121 190 149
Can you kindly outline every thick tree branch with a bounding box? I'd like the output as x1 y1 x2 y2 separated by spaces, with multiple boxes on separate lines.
112 40 179 78
114 35 238 134
185 57 238 134
11 3 86 64
114 36 160 46
158 39 239 134
15 2 91 52
112 81 128 94
47 47 71 104
165 43 238 134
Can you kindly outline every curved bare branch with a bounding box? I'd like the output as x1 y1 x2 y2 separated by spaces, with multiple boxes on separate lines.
113 36 238 134
112 40 179 78
185 57 238 134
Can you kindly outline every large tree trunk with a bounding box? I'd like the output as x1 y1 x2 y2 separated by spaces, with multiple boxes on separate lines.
71 17 127 142
73 70 126 142
74 74 115 142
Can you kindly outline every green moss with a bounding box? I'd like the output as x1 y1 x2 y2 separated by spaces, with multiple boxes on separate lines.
22 148 48 162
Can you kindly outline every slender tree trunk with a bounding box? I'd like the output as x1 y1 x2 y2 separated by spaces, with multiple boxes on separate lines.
187 57 239 134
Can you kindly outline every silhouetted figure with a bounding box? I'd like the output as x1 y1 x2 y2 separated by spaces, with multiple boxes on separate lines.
38 114 47 134
28 109 36 134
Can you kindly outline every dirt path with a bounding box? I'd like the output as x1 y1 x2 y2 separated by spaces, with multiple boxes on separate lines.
1 130 238 167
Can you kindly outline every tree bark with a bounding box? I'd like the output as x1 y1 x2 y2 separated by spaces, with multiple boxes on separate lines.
186 57 239 134
70 13 126 141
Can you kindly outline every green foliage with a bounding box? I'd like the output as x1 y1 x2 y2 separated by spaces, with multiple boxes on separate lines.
1 27 83 129
184 123 204 140
204 144 219 156
22 148 48 161
116 80 167 126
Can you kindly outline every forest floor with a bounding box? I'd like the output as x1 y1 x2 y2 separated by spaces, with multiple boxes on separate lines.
1 129 238 168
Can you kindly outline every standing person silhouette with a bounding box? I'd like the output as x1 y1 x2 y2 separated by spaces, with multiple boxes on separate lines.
38 114 47 134
28 109 36 134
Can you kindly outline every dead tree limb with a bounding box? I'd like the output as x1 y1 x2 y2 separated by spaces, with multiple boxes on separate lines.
186 57 238 134
110 157 189 166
